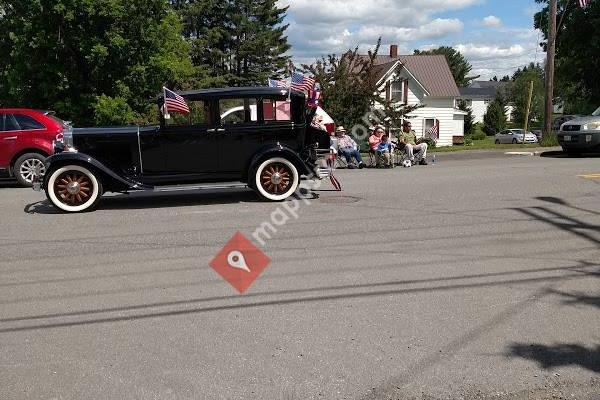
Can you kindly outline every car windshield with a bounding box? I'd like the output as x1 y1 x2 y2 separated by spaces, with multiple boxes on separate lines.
592 106 600 116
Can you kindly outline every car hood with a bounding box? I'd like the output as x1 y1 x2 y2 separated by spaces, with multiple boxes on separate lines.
563 116 600 126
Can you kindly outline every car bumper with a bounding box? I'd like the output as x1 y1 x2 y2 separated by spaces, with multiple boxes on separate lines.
558 131 600 149
0 168 10 178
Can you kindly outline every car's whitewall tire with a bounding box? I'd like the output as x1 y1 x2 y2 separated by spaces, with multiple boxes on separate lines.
46 165 102 213
254 157 299 201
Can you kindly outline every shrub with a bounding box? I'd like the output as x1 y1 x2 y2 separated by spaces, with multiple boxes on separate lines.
539 132 559 147
471 125 486 141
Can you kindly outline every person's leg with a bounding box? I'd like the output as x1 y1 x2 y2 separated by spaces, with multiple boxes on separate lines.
384 151 391 166
405 144 414 160
340 149 352 163
376 151 382 167
417 143 428 159
351 150 364 165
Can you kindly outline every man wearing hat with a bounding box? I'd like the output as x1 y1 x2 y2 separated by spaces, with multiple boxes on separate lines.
335 126 365 169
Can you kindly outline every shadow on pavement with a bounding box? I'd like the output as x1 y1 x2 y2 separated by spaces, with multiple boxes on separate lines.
0 261 597 333
0 179 22 189
514 206 600 246
23 188 320 214
535 196 600 217
548 289 600 309
507 343 600 373
540 150 600 158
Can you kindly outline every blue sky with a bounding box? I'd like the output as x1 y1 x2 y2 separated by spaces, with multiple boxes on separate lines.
278 0 545 80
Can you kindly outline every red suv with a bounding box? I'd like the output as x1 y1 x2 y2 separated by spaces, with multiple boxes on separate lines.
0 109 68 186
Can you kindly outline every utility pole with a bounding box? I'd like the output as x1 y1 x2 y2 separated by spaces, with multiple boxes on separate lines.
543 0 558 138
524 81 535 146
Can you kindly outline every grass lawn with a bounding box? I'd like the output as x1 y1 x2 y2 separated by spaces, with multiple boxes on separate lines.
430 136 542 153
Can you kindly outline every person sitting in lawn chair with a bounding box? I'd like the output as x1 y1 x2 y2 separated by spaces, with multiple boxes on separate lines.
376 135 393 168
399 121 429 165
335 126 365 169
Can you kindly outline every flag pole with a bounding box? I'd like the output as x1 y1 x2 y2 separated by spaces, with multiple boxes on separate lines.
163 86 171 120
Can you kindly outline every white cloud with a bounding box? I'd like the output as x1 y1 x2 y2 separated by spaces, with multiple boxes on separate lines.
454 43 526 59
482 15 502 28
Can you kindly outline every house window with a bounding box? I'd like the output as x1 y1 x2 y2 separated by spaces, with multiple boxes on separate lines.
391 81 403 102
423 118 436 136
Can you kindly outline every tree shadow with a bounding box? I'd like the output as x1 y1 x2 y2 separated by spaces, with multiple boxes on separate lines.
507 343 600 373
514 206 600 246
536 196 600 216
0 179 22 189
547 289 600 309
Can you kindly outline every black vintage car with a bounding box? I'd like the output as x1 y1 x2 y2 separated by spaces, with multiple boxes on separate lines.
35 87 331 212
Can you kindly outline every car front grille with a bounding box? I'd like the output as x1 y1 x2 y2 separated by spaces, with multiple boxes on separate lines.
562 125 581 132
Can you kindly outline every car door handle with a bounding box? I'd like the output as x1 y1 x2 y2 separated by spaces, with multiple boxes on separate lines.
3 136 17 140
206 129 216 133
216 128 226 133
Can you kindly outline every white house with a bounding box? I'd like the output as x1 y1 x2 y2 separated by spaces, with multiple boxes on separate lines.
458 81 514 123
362 45 467 147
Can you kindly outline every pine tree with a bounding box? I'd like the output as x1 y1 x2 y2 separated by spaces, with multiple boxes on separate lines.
175 0 290 86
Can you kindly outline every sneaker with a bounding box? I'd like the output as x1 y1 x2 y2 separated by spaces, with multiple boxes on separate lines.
358 162 365 169
419 159 428 166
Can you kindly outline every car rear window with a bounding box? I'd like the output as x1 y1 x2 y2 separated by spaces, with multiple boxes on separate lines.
13 114 45 130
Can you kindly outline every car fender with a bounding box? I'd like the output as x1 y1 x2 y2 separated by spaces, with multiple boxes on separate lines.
43 152 150 191
247 145 313 179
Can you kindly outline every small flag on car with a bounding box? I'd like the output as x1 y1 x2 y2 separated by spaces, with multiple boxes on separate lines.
307 90 321 109
291 71 316 94
162 87 190 118
268 78 290 88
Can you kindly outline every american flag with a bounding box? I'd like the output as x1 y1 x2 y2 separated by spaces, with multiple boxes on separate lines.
163 87 190 115
291 71 315 94
268 78 290 88
425 120 439 141
579 0 592 7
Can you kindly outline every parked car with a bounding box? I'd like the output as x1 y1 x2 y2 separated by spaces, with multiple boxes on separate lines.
0 109 68 186
557 106 600 155
531 129 542 141
494 129 538 144
35 87 332 212
553 115 581 131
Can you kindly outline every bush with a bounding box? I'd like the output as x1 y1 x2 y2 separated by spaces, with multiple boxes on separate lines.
94 95 135 126
471 125 486 141
539 132 559 147
465 136 473 146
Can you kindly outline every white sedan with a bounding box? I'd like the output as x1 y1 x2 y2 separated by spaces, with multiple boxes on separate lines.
495 129 538 144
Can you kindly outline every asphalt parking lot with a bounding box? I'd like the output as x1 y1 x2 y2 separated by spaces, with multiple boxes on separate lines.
1 152 599 400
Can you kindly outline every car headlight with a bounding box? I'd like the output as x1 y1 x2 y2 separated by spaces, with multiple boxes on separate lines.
582 122 600 130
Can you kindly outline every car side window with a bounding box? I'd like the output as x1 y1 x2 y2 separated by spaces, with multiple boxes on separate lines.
166 100 212 127
13 114 45 130
263 99 291 122
219 98 258 125
3 114 20 131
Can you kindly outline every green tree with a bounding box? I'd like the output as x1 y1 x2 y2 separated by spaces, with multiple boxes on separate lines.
534 0 600 113
0 0 196 126
458 102 474 136
303 39 421 135
414 46 478 87
173 0 290 86
483 100 507 135
506 63 544 125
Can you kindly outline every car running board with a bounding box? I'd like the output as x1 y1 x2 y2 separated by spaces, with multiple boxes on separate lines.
152 182 249 193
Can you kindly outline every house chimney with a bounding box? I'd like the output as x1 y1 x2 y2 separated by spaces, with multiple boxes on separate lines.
390 44 398 58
